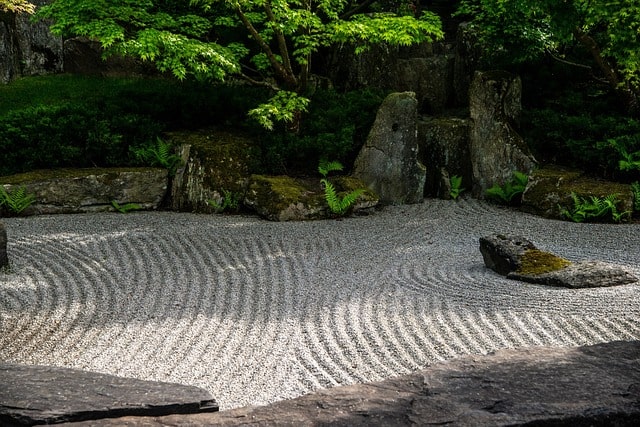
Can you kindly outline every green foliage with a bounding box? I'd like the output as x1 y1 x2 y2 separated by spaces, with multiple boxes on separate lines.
207 189 241 213
609 138 640 172
632 182 640 212
0 0 34 13
559 192 631 223
485 171 529 205
260 88 385 173
318 160 363 216
0 186 35 215
37 0 443 129
449 175 465 200
130 138 183 176
111 200 142 213
456 0 640 111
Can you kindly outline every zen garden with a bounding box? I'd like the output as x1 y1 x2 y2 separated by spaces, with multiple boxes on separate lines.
0 1 639 425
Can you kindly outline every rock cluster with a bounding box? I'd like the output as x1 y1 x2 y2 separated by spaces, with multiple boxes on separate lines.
480 234 638 288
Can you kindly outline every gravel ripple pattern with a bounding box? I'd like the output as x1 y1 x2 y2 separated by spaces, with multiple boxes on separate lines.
1 199 639 409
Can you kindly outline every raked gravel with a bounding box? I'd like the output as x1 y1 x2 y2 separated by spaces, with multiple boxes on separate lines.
1 199 639 410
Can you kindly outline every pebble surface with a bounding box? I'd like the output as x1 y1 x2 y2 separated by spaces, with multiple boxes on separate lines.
1 199 639 410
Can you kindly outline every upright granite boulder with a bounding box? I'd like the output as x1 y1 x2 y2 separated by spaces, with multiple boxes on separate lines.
353 92 426 205
0 1 63 84
0 221 8 269
469 71 536 197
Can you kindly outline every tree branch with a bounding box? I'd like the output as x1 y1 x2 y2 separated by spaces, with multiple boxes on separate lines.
340 0 377 20
263 1 296 88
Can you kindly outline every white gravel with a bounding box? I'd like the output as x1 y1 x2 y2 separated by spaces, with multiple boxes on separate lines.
1 198 639 410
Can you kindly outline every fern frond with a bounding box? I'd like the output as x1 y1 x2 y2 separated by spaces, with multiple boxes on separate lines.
318 160 344 178
0 186 35 214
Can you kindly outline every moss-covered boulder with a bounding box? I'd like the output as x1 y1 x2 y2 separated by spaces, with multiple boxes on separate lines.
521 166 634 220
0 167 168 216
166 129 261 213
244 175 379 221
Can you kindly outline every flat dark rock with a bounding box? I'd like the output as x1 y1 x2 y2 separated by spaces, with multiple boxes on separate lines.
61 341 640 426
509 260 639 288
0 364 218 426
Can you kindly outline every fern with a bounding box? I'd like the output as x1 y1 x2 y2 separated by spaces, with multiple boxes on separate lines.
321 178 363 215
560 192 631 223
111 200 142 213
0 185 35 214
131 138 183 176
318 160 344 178
207 189 240 213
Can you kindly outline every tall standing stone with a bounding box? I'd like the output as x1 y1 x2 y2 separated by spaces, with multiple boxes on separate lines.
469 71 536 197
353 92 426 204
0 221 8 269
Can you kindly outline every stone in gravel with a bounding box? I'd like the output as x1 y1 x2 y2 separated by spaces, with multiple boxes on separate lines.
0 221 8 269
59 341 640 426
480 234 638 288
0 364 218 425
479 234 536 275
509 260 639 288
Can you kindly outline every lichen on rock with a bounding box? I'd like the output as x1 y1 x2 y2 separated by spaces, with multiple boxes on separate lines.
516 249 571 276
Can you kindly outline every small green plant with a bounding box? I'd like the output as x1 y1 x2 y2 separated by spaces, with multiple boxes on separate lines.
610 138 640 172
131 138 183 176
318 160 364 216
0 186 35 215
632 181 640 212
449 175 465 200
111 200 142 213
207 189 240 213
485 171 529 205
559 192 631 223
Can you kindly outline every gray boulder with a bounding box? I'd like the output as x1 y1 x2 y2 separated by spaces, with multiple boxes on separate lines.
0 168 168 215
0 1 63 84
418 116 471 198
469 71 536 197
480 234 638 288
0 221 8 269
353 92 426 205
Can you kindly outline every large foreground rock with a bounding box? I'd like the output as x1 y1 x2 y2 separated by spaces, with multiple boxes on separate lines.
0 221 8 269
522 165 634 220
0 364 217 425
469 71 536 197
0 168 168 215
60 341 640 426
480 234 638 288
353 92 426 204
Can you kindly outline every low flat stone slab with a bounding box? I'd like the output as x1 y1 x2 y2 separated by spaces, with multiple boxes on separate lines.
0 364 218 426
480 234 638 288
60 341 640 426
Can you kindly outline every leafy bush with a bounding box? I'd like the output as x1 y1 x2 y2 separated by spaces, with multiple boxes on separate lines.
130 138 183 176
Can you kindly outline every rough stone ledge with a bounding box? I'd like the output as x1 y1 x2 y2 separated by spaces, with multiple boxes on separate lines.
41 341 640 426
0 364 218 426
